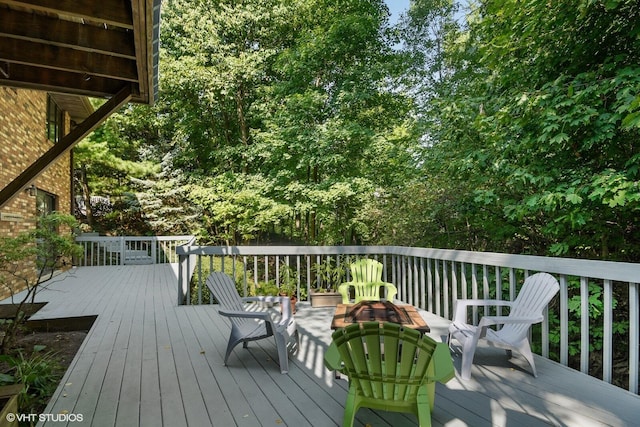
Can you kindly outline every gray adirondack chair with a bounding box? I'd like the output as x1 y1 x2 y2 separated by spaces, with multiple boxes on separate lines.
206 272 298 374
447 272 560 380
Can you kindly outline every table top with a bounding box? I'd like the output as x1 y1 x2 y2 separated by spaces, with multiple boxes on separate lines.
331 301 430 333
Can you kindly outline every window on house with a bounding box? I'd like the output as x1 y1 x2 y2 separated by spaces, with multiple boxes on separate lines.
46 95 63 142
36 189 56 218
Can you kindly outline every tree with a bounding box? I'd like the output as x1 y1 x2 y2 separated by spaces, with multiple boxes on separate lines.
74 105 159 233
252 0 419 243
404 0 640 259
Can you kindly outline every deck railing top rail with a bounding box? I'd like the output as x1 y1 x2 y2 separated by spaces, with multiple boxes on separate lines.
176 245 640 282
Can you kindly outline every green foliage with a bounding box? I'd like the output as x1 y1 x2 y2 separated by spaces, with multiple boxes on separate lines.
0 346 60 413
0 213 82 353
397 0 640 259
311 257 347 291
76 0 419 245
254 281 280 297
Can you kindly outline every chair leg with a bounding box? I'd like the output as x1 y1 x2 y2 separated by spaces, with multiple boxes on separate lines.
416 386 433 427
517 341 538 377
274 331 290 374
342 388 358 427
224 338 241 365
461 333 481 380
224 326 245 365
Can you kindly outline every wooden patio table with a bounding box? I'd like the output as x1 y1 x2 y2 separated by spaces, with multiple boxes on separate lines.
330 301 430 333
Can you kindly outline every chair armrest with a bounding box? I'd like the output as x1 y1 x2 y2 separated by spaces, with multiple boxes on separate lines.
323 342 343 372
427 342 455 384
381 282 397 302
478 315 544 327
241 296 288 305
453 299 514 323
338 283 352 304
218 309 272 321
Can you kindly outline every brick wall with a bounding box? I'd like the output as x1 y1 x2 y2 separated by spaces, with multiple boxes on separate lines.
0 87 73 300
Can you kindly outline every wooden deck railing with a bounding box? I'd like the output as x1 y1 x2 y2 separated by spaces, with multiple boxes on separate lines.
75 235 195 266
176 244 640 395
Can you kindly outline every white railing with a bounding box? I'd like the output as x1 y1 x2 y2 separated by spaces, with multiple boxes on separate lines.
176 244 640 395
75 235 194 266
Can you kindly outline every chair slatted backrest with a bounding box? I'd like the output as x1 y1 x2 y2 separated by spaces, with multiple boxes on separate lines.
501 272 560 339
206 273 259 329
349 259 385 301
331 322 438 400
350 258 384 283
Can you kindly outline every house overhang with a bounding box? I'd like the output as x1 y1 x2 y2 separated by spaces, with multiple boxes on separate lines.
0 0 161 104
0 0 162 208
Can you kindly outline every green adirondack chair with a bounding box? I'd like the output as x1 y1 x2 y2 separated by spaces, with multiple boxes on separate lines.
338 258 397 303
324 322 454 427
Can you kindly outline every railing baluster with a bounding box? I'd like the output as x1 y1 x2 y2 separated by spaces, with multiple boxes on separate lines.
427 258 433 313
629 282 639 394
443 261 449 319
434 259 441 317
580 276 590 374
471 264 478 324
603 279 612 384
450 262 458 318
560 275 569 366
482 264 490 317
419 258 426 309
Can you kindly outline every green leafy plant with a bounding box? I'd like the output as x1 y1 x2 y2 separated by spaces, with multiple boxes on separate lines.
0 345 60 413
0 213 82 354
311 257 346 292
276 264 299 297
254 280 280 296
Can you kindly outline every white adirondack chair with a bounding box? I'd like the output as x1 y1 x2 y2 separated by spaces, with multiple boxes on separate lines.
447 272 560 380
206 272 299 374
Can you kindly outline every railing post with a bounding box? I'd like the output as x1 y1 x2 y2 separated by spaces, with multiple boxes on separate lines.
119 236 125 266
178 254 184 305
151 237 157 264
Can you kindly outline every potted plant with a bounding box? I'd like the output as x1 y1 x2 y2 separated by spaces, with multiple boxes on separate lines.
254 281 280 307
309 257 346 307
277 264 298 314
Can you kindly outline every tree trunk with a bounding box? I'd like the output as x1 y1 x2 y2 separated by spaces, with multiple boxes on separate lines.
235 86 250 173
79 164 94 227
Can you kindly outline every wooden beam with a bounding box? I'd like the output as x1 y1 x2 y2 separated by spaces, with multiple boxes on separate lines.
1 0 134 29
0 36 139 82
0 63 139 100
0 86 132 209
0 8 136 59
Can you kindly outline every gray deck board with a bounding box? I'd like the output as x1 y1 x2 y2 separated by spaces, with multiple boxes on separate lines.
1 264 635 427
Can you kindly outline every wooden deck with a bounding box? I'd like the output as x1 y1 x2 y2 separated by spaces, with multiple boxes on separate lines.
9 265 639 426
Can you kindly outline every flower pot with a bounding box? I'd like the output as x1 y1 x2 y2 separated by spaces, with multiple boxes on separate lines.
310 291 343 307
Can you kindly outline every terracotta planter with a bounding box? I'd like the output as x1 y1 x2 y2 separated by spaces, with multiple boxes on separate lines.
0 384 22 427
310 292 343 307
